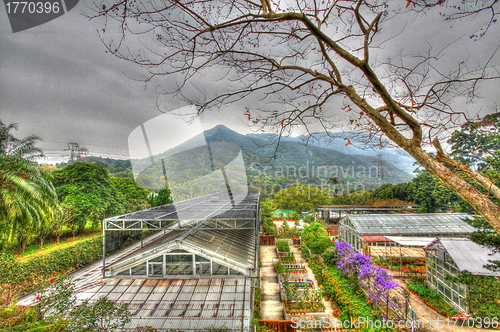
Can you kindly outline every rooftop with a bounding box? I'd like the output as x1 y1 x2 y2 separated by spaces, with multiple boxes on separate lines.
74 277 252 330
106 228 257 276
342 213 476 235
426 238 500 277
104 191 260 231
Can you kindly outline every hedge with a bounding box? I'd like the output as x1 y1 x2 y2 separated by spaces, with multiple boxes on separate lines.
1 236 103 295
406 282 458 317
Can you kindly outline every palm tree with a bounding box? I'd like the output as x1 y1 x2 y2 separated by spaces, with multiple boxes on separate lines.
0 120 60 251
327 177 345 195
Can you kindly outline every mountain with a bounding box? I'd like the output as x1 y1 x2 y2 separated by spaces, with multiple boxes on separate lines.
129 125 414 191
248 131 417 174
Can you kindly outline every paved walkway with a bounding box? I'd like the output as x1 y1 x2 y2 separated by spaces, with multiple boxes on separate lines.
260 245 284 320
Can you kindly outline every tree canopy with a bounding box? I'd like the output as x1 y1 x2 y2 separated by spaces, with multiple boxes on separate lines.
273 185 331 213
0 120 60 251
110 177 151 212
53 162 124 236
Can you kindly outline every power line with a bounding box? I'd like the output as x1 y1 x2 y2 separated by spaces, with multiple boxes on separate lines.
64 143 89 163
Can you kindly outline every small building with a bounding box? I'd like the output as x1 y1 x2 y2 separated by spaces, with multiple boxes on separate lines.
339 213 476 253
424 238 500 314
366 236 437 260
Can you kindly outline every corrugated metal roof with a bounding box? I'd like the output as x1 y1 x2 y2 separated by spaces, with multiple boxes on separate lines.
434 238 500 276
345 213 476 235
385 236 437 247
71 278 252 330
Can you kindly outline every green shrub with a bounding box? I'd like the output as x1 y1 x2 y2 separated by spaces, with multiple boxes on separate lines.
276 240 290 252
262 218 276 235
306 235 333 254
407 282 458 317
1 236 103 296
321 247 337 267
301 246 310 260
4 276 131 331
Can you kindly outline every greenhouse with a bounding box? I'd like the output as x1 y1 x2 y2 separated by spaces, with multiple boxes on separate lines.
424 238 500 314
18 191 261 331
367 236 436 259
100 191 259 330
317 205 416 224
339 213 476 253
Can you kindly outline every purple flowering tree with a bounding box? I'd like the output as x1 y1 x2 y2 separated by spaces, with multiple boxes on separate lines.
334 240 403 312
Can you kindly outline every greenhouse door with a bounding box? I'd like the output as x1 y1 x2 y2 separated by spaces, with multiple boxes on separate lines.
148 262 163 277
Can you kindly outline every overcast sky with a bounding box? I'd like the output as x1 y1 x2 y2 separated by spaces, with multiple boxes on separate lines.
0 2 248 163
1 1 499 164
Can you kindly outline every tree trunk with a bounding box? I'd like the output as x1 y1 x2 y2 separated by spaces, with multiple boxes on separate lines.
407 147 500 233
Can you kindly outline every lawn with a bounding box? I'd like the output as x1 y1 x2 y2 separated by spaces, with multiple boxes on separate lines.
4 229 100 262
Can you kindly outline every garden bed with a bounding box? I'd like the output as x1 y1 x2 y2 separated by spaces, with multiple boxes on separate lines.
279 255 296 264
284 301 327 316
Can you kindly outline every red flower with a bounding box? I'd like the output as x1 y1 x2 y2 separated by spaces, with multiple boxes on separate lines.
36 296 40 300
49 278 54 283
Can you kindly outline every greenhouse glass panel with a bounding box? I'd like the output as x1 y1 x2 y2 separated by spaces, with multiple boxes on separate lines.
195 254 210 262
196 262 211 276
148 263 163 276
165 254 193 275
230 268 242 275
212 262 229 275
131 263 146 276
149 256 163 263
117 269 130 276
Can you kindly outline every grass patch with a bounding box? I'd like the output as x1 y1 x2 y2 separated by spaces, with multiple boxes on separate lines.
14 232 99 263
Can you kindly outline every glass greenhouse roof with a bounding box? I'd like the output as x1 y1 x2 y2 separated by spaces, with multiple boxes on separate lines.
106 229 257 276
104 191 260 231
121 191 259 221
345 213 476 235
427 238 500 277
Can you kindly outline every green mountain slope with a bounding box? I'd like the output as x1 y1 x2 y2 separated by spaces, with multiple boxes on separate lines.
129 125 413 192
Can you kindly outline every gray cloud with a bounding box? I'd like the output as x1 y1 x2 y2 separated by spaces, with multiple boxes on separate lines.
1 1 499 163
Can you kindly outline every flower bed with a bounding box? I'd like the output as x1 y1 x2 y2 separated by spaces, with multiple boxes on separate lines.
284 300 326 314
402 266 426 273
387 257 425 264
276 239 291 252
279 255 296 264
279 279 314 288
